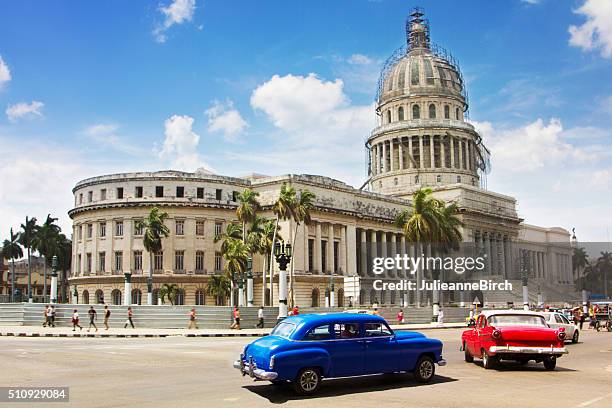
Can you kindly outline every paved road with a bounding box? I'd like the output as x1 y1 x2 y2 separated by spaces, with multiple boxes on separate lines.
1 328 611 408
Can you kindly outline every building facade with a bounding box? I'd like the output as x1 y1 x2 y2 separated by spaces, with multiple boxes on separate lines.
67 10 575 308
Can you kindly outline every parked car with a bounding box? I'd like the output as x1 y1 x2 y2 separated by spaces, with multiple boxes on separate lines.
234 313 446 395
461 310 568 370
540 312 580 343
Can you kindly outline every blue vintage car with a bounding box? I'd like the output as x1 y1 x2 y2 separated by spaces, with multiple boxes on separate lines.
233 313 446 394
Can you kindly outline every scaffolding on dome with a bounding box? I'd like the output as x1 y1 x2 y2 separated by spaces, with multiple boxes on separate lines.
474 135 492 189
375 7 470 116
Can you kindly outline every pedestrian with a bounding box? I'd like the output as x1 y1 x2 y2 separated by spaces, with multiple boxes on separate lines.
256 306 264 328
124 307 135 329
397 309 404 324
580 310 585 330
188 308 198 330
42 305 50 327
50 306 56 327
372 307 379 316
103 305 111 330
437 308 445 326
292 305 299 316
87 306 98 332
230 307 241 330
71 309 82 331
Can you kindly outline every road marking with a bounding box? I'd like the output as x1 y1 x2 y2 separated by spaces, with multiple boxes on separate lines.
577 391 612 407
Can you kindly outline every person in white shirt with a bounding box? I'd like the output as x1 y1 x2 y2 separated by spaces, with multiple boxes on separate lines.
437 308 445 326
256 306 264 328
71 309 82 331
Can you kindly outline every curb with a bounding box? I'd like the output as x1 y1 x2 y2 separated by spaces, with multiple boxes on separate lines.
0 332 269 338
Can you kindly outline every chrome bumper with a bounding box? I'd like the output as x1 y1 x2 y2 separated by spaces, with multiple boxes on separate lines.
437 359 447 366
233 356 278 381
489 345 568 355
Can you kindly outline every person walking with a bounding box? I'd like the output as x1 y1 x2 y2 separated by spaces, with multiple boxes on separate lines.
230 307 241 330
187 308 198 330
42 305 50 327
87 306 98 332
103 305 111 330
50 306 56 327
437 308 445 326
397 309 404 324
124 307 135 329
71 309 82 331
256 306 264 328
372 307 380 316
292 305 300 316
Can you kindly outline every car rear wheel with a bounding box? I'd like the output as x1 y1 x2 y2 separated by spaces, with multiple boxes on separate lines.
572 330 579 343
482 350 497 369
543 356 556 370
413 356 436 383
464 343 474 363
293 368 321 395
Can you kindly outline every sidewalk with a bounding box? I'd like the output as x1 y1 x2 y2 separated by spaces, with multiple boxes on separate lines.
0 322 465 338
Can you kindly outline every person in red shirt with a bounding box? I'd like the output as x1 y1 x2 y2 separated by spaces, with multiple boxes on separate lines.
292 306 299 316
124 307 135 329
397 309 404 324
188 308 198 330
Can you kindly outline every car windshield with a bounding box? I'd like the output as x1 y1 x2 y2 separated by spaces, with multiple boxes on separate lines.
270 321 296 338
488 314 547 327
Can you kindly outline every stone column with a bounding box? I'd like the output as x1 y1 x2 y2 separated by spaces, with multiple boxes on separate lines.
371 230 378 276
390 233 397 278
340 225 347 275
360 229 367 277
466 141 472 171
440 136 446 168
430 136 435 169
484 233 492 276
328 226 335 274
408 137 414 169
459 140 464 169
450 137 455 169
419 136 424 169
399 138 404 170
315 222 322 274
346 224 357 277
380 231 388 278
389 139 395 172
382 141 387 173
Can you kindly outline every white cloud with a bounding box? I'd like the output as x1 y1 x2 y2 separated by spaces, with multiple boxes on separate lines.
569 0 612 58
158 114 211 171
153 0 197 43
84 123 146 156
348 54 373 65
521 0 541 4
0 56 11 89
205 100 248 141
6 101 44 122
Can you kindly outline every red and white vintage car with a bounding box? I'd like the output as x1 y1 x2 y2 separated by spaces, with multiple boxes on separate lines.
461 310 568 370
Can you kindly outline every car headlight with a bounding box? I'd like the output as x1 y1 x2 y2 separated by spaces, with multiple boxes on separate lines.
269 355 275 369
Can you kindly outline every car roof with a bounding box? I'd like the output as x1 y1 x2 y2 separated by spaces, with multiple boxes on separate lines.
284 312 386 325
480 309 544 318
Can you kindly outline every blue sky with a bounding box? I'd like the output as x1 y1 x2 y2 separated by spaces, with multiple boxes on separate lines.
1 0 611 242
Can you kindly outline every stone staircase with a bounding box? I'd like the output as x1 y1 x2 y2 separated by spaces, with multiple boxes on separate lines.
0 303 24 326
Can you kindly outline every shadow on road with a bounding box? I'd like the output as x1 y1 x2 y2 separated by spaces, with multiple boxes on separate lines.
244 374 457 403
473 361 578 372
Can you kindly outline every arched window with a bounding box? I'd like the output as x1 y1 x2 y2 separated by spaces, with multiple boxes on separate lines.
95 289 104 304
311 288 320 307
152 288 160 305
131 289 142 305
176 289 185 305
429 104 436 119
398 106 404 121
111 289 122 305
412 104 420 119
386 110 392 124
195 289 205 305
444 105 450 119
455 107 460 120
337 288 344 307
82 290 90 305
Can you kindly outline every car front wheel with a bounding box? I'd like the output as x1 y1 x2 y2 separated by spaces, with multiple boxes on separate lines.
413 356 436 383
293 368 321 395
543 356 556 370
572 330 579 343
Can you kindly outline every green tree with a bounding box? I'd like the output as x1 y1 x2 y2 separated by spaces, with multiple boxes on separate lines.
236 189 260 242
32 214 61 302
289 189 315 307
54 233 72 302
2 229 23 302
256 217 279 306
159 283 179 305
206 275 231 306
137 207 170 305
18 216 38 302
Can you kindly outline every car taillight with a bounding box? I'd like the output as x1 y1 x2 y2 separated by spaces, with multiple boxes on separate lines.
557 331 566 341
492 329 501 339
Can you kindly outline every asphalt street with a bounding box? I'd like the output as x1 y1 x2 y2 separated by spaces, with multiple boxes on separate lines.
1 328 611 408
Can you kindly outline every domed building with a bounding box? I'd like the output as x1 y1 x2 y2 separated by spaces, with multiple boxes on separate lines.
67 9 576 309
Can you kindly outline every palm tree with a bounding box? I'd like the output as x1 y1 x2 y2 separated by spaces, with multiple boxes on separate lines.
54 233 72 302
159 283 179 305
18 216 38 302
258 218 278 306
137 207 170 305
596 251 611 298
236 189 260 242
289 189 315 307
268 183 297 305
32 214 61 302
206 275 231 305
2 229 23 302
223 238 250 282
572 247 589 288
214 222 243 255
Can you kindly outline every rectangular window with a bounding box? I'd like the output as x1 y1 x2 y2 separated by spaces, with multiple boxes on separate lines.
134 250 142 271
176 186 184 198
79 193 83 204
99 222 106 238
197 187 204 199
114 251 123 272
100 189 107 200
87 223 93 239
308 239 314 272
215 252 222 272
321 240 327 273
175 250 184 271
134 220 143 235
175 220 184 235
214 222 222 237
115 221 123 236
196 220 205 236
154 252 163 271
232 191 239 201
215 188 222 201
333 241 339 273
116 187 124 199
195 251 205 272
86 253 92 273
88 191 93 202
156 186 164 197
135 186 143 198
99 252 105 273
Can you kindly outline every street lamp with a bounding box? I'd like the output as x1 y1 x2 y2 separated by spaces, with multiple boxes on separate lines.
50 255 59 304
246 257 254 307
274 242 292 321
